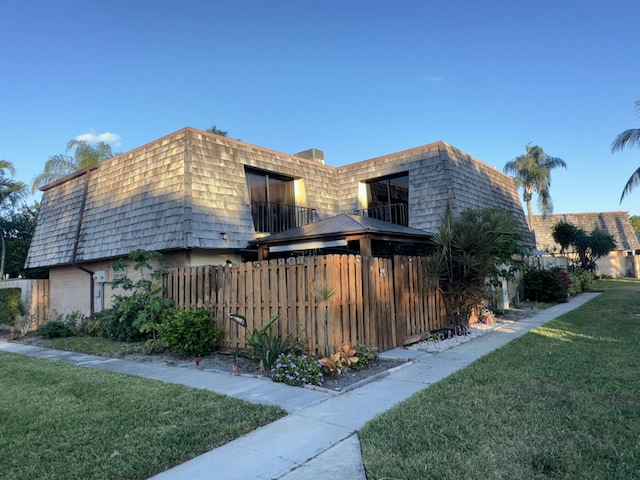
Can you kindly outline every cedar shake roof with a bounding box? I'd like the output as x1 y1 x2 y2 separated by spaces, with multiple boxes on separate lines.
336 141 534 246
26 127 533 269
532 212 640 252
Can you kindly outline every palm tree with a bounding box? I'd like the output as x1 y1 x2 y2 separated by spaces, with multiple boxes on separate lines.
206 125 228 137
503 144 567 232
424 205 527 328
0 160 28 279
611 100 640 203
31 139 116 193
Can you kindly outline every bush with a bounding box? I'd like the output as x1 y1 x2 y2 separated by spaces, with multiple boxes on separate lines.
104 296 154 342
142 338 167 355
271 353 323 387
0 288 23 326
523 268 569 303
36 321 74 338
76 311 109 338
105 250 175 342
352 344 379 370
157 308 223 357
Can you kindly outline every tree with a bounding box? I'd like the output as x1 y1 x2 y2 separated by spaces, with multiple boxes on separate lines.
424 205 528 328
503 144 567 232
31 139 116 193
629 215 640 233
0 161 28 279
611 100 640 202
0 202 46 278
551 221 616 272
206 125 228 137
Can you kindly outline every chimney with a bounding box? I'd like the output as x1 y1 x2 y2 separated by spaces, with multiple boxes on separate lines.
294 148 325 164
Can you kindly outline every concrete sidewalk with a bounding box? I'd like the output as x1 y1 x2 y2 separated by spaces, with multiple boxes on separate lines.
0 293 599 479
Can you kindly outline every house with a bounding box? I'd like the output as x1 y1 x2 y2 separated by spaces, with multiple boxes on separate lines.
26 127 532 317
532 212 640 277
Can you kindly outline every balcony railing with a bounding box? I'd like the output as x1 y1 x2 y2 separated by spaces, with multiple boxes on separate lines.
251 202 316 234
354 203 408 227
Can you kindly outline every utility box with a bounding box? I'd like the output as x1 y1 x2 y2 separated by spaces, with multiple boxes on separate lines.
93 270 108 283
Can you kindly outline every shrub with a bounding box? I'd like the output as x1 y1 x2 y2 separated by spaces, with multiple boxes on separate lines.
352 344 378 370
523 269 569 303
320 344 359 376
105 250 175 342
574 268 595 291
271 353 323 387
76 311 109 338
36 321 74 338
157 308 224 357
0 288 23 326
568 273 582 296
105 295 154 342
142 338 167 355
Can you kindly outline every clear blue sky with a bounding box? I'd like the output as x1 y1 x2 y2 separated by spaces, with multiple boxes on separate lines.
2 0 639 216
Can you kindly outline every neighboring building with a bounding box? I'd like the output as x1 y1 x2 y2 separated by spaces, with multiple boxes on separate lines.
532 212 640 277
26 127 532 316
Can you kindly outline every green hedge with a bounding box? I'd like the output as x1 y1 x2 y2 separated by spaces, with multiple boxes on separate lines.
0 288 23 326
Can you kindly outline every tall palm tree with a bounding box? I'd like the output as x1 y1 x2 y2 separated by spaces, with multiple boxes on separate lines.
31 139 116 193
0 160 28 279
503 144 567 232
611 100 640 203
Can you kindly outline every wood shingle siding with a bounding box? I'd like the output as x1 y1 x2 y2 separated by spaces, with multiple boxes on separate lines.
26 127 531 270
533 212 640 252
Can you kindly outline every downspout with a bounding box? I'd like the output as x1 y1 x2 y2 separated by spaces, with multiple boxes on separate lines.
70 168 97 315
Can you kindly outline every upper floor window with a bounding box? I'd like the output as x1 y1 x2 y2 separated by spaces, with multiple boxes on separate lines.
245 167 314 233
362 173 409 226
246 168 294 207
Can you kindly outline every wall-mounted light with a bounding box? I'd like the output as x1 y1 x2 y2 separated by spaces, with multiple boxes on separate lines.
225 259 233 268
220 232 228 241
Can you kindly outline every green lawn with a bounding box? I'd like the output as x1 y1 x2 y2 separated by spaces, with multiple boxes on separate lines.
39 336 145 357
0 352 286 480
360 279 640 479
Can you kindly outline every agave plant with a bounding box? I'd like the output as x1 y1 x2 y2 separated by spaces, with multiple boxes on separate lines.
229 313 294 371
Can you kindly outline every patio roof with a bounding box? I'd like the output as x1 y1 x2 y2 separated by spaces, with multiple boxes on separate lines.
250 214 434 258
253 214 434 243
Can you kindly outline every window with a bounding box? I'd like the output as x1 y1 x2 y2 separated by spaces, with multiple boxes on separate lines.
246 169 294 206
364 173 409 226
245 168 314 233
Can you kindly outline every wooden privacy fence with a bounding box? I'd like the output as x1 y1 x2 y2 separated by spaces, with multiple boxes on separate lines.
164 255 446 354
0 279 50 329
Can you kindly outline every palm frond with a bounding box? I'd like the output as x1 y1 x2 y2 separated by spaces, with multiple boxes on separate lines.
620 167 640 203
611 129 640 153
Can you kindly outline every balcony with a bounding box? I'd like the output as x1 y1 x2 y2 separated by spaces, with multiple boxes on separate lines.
251 202 316 234
354 203 408 227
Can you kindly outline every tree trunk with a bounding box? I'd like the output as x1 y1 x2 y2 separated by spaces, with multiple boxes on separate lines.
526 199 534 233
0 229 5 280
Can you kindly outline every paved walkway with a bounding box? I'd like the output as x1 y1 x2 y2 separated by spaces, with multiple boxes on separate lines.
0 293 599 479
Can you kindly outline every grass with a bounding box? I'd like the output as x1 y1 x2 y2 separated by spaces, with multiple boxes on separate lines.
360 279 640 479
39 336 145 357
0 351 286 480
